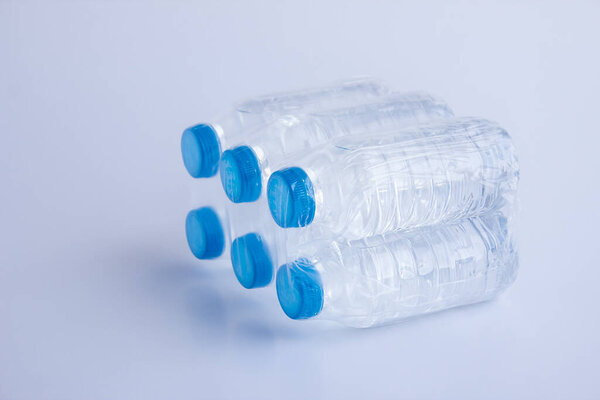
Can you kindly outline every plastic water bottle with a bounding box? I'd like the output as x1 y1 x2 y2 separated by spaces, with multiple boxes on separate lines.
180 78 388 178
219 92 453 203
275 211 518 327
223 93 454 288
267 117 519 240
182 79 387 261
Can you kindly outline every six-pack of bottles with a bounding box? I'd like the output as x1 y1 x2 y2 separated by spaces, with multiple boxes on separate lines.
181 78 519 328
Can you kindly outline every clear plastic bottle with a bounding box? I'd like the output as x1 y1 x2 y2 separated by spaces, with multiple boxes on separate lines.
267 117 519 240
275 212 518 328
181 78 388 263
219 92 454 203
223 93 454 288
180 78 388 178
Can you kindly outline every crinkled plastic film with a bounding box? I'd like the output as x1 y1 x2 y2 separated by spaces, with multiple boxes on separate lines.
278 207 518 327
183 78 392 267
216 91 457 289
181 79 519 328
268 117 518 239
271 118 519 327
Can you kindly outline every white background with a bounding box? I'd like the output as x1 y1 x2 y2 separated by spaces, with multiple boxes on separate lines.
2 1 599 399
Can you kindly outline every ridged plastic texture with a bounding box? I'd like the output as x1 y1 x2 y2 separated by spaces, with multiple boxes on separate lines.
223 91 456 286
219 146 262 203
232 78 389 131
269 117 518 240
278 211 518 328
215 78 390 151
181 124 221 178
220 92 455 199
248 91 454 161
185 79 389 264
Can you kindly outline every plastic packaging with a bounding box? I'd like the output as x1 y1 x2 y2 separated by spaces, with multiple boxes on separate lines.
179 80 520 330
223 93 455 288
275 211 518 328
219 92 454 203
267 117 519 241
182 78 388 262
181 78 388 179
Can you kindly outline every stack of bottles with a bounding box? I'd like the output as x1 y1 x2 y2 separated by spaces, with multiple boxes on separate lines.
181 78 519 328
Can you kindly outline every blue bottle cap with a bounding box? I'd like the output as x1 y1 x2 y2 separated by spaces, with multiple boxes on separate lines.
231 233 273 289
267 167 315 228
181 124 221 178
219 146 262 203
185 207 225 259
276 258 323 320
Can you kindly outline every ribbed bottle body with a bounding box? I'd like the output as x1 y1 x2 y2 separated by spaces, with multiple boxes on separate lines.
251 92 454 175
311 212 518 327
303 118 518 239
219 78 389 149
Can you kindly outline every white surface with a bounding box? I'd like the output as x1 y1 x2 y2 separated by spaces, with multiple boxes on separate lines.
1 1 599 399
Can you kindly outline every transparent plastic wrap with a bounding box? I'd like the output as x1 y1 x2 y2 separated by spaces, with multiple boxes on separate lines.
180 78 388 179
179 80 521 330
222 94 456 289
181 78 389 265
219 92 454 203
275 209 518 328
267 117 519 241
